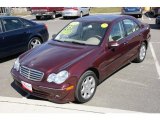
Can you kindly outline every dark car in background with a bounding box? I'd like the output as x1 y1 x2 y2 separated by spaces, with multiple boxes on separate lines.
121 7 143 18
11 15 150 103
150 7 160 17
0 16 49 59
156 16 160 24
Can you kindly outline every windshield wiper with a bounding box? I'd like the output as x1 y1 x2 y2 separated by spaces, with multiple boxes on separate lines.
69 41 86 45
53 39 64 42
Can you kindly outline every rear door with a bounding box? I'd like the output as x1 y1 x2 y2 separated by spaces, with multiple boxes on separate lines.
1 17 27 55
122 19 142 60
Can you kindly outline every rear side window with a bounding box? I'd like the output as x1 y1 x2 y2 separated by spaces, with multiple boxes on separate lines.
3 18 24 32
109 21 125 42
123 19 140 35
20 18 34 28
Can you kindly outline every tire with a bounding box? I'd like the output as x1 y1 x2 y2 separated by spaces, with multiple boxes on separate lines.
36 16 41 20
133 42 147 63
75 70 98 103
63 16 67 19
28 37 42 50
139 14 142 18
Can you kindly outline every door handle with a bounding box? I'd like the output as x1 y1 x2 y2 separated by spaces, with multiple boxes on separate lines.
123 42 128 45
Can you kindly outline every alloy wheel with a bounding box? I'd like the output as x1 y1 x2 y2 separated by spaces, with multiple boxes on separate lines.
29 38 42 49
139 44 146 61
81 76 96 100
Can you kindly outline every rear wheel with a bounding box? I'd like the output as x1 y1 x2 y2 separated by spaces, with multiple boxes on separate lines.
75 70 98 103
133 42 147 63
28 37 42 50
36 16 41 20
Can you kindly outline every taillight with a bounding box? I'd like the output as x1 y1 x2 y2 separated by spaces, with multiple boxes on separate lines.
64 7 78 11
44 24 48 30
72 7 78 10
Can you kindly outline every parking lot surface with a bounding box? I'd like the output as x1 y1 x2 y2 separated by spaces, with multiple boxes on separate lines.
0 14 160 113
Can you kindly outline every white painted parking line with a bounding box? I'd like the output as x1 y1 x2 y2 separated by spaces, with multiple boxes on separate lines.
151 42 160 44
149 43 160 79
141 14 144 21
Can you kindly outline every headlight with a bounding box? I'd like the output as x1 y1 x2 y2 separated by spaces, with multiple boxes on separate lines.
47 70 69 84
13 58 20 71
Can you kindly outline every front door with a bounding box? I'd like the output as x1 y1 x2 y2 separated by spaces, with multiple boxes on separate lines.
100 21 130 80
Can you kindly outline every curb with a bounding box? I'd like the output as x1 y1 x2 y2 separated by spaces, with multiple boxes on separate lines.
0 96 135 113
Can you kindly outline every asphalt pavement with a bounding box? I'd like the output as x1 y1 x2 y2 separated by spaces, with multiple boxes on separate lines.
0 13 160 113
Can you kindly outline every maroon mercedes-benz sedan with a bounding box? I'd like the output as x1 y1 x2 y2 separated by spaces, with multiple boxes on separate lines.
11 15 151 103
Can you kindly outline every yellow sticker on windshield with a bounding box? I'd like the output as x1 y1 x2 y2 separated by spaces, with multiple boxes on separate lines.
61 22 80 35
101 23 108 28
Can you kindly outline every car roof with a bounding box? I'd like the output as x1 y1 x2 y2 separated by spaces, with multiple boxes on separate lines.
0 16 20 19
76 14 128 23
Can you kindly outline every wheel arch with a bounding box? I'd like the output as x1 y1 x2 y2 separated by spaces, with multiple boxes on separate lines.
29 35 43 43
86 67 100 82
143 40 148 49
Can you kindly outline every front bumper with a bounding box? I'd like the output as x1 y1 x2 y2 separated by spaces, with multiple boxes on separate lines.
11 69 76 104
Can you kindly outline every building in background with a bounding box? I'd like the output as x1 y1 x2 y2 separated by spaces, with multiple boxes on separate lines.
0 7 11 16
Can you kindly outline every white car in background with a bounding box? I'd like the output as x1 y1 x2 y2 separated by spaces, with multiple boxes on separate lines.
62 7 90 18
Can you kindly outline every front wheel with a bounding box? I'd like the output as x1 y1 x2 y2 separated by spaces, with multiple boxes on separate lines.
28 37 42 50
133 42 147 63
75 70 98 103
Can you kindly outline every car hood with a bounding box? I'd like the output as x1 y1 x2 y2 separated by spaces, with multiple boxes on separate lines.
20 40 95 74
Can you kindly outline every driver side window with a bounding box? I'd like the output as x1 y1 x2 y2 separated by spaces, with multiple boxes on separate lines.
109 21 125 42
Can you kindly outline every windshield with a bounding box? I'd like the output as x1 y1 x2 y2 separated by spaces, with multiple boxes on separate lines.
55 21 108 45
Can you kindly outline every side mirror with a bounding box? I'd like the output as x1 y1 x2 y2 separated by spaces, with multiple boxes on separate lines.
108 41 119 49
52 34 57 39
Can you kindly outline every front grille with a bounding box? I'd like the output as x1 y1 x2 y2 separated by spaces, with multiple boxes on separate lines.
20 66 44 81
